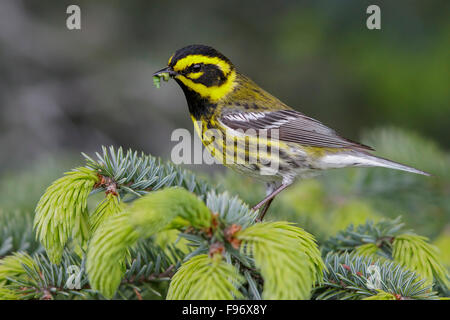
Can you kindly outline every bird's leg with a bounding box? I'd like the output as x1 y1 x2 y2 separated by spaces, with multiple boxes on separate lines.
257 198 274 221
253 182 291 221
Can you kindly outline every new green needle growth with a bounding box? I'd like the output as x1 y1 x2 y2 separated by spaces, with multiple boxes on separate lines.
153 72 170 89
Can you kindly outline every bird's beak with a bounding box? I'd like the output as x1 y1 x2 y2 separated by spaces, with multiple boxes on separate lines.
153 66 177 77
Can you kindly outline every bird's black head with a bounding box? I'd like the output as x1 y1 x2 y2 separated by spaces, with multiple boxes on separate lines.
154 45 237 103
168 45 233 70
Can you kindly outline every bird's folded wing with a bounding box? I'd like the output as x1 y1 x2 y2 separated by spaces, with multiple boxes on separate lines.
219 109 373 151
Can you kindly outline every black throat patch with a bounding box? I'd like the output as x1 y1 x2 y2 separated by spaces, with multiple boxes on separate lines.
176 80 216 120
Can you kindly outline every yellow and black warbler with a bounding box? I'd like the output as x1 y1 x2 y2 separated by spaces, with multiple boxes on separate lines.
154 44 430 220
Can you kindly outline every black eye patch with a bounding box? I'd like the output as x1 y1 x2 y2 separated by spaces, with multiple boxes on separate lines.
182 63 227 87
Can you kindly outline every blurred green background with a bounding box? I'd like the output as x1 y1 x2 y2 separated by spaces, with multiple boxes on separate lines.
0 1 448 261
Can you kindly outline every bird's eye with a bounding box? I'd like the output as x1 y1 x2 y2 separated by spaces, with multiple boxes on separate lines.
191 64 202 72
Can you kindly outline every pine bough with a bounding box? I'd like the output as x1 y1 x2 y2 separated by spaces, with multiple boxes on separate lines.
0 146 447 300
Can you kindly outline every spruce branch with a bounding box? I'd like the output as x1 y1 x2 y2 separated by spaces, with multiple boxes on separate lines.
83 146 212 200
0 252 35 281
34 167 99 263
119 239 186 299
237 222 325 299
29 147 328 300
205 191 258 229
0 251 95 300
0 210 42 257
86 187 212 298
393 234 449 287
0 286 18 300
89 193 123 234
0 237 186 300
32 146 214 265
21 144 447 300
86 212 140 298
322 218 449 288
322 217 405 258
167 254 244 300
0 252 35 300
362 290 399 300
314 252 439 300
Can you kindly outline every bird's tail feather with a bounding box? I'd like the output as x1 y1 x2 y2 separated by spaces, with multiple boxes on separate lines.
319 152 431 176
361 154 431 176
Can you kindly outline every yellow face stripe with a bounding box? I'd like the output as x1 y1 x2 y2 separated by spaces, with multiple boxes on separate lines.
176 70 237 102
168 54 174 66
186 71 204 79
173 55 232 75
